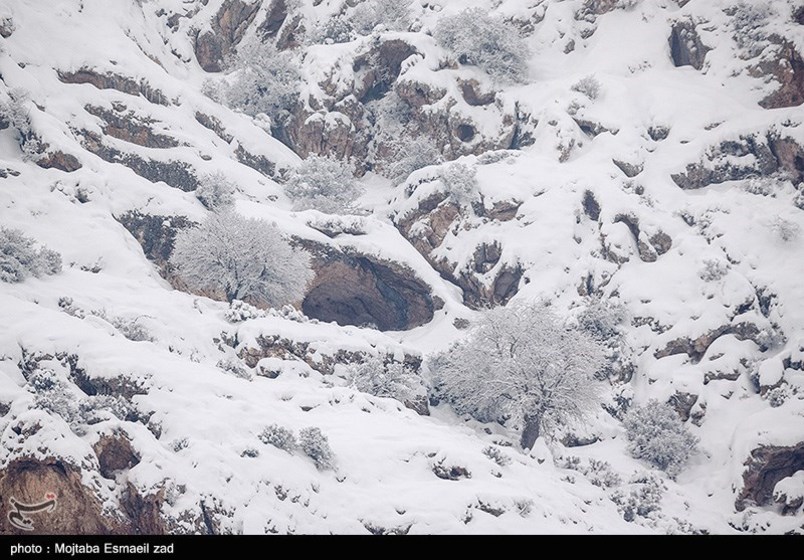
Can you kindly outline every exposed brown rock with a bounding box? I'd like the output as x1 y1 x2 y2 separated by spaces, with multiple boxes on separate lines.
194 0 261 73
655 322 762 363
668 391 698 422
758 41 804 109
258 0 289 38
736 442 804 511
86 105 179 149
36 151 82 172
80 130 198 191
671 132 801 190
58 69 169 106
94 434 140 480
301 242 436 331
0 458 122 534
195 112 234 143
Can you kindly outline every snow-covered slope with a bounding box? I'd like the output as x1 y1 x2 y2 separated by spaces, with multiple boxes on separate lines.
0 0 802 534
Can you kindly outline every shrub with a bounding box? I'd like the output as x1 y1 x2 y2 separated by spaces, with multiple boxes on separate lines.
429 301 605 450
348 356 424 405
0 227 62 283
259 424 297 452
482 446 512 467
571 75 601 100
433 8 530 84
623 401 698 477
0 89 45 161
196 172 236 211
169 211 313 307
216 38 300 127
770 216 800 242
699 258 729 282
439 162 479 209
610 472 665 522
352 0 413 35
284 155 364 214
307 16 355 45
299 427 335 470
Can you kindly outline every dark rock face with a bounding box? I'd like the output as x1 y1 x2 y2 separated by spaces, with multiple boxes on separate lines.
194 0 261 72
669 20 710 71
612 159 643 178
80 131 198 191
612 214 672 263
672 133 804 190
302 243 436 331
395 194 524 309
85 105 179 149
116 211 196 273
58 69 169 106
94 434 140 480
583 190 601 221
258 0 289 38
655 322 763 363
36 151 82 172
758 41 804 109
736 442 804 511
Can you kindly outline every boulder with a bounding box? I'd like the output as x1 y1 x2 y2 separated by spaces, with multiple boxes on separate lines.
736 442 804 511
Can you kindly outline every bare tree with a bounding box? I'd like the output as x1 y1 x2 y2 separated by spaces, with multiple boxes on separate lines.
430 302 605 450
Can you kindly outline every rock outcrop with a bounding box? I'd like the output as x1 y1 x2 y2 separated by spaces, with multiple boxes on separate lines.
194 0 261 73
736 442 804 511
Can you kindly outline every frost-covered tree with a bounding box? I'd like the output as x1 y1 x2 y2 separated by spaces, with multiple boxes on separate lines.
433 8 530 84
0 227 62 283
348 356 424 406
284 155 364 213
1 89 45 161
195 172 236 211
623 401 698 478
214 38 300 128
440 162 479 209
352 0 413 35
169 211 313 307
429 302 605 450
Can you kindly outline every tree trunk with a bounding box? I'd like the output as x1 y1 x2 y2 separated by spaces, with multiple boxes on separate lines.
520 413 542 451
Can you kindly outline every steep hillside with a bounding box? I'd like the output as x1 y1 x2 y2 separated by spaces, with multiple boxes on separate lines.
0 0 802 534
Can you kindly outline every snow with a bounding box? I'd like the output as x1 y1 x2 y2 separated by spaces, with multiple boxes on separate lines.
0 0 802 535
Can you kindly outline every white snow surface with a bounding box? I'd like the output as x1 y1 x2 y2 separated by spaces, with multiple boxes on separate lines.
0 0 802 534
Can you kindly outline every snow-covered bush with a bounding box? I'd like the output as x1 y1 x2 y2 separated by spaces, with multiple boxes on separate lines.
482 446 512 467
195 172 236 211
169 211 313 307
610 472 665 522
348 356 424 405
0 90 45 161
215 38 300 126
307 16 355 45
110 316 154 343
770 217 800 242
284 155 364 214
299 427 335 470
0 227 62 283
383 137 443 186
365 92 442 184
352 0 412 35
571 75 601 100
433 8 530 84
623 401 698 478
728 2 771 58
699 258 729 282
577 296 627 343
429 302 605 450
259 424 297 452
439 162 479 209
224 299 266 323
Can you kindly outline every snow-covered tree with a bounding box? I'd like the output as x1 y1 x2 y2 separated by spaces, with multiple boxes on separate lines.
0 227 62 283
195 171 236 211
284 155 364 214
352 0 413 35
429 302 605 450
169 211 313 307
214 38 300 128
348 356 425 406
439 162 479 209
623 401 698 478
433 8 530 84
